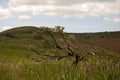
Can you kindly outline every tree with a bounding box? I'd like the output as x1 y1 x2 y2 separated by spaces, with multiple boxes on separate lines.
55 26 64 32
31 26 95 66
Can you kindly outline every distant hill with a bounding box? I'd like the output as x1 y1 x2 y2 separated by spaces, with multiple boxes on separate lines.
0 26 39 38
0 26 120 54
1 26 120 39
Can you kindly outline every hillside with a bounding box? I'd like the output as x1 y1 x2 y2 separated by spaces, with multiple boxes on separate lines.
0 26 120 61
0 26 120 80
0 26 39 38
0 26 120 53
75 31 120 53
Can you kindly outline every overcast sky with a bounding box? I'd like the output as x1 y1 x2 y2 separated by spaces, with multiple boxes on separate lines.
0 0 120 32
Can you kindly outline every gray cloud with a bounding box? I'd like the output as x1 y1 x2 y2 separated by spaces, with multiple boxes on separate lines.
9 0 117 6
0 6 12 20
8 0 120 18
104 17 120 23
18 15 31 19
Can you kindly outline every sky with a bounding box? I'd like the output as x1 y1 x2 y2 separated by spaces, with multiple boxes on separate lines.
0 0 120 33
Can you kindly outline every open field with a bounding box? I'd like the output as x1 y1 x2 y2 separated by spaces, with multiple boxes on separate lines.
0 26 120 80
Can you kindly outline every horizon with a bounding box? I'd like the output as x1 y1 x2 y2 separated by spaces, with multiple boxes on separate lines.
0 25 120 34
0 0 120 32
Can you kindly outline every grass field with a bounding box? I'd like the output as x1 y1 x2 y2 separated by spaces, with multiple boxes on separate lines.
0 26 120 80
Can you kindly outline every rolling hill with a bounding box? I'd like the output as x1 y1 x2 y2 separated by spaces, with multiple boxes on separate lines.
0 26 120 80
0 26 120 61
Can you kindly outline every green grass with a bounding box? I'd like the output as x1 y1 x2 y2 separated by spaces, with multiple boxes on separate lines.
0 56 119 80
0 26 120 80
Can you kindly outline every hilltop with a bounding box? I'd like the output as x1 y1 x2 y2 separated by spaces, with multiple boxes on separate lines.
0 26 39 38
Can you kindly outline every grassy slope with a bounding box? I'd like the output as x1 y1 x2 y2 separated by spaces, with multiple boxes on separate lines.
0 26 120 80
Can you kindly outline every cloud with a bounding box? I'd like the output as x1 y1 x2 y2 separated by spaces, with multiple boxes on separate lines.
2 26 13 31
9 0 118 7
0 6 12 20
104 17 120 23
8 0 120 17
18 15 31 19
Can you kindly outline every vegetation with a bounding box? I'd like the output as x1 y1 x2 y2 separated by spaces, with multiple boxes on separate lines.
0 26 120 80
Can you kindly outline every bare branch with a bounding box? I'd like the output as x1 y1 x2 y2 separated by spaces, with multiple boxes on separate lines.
31 26 95 67
46 31 62 49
